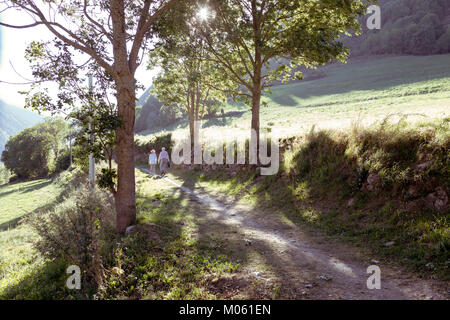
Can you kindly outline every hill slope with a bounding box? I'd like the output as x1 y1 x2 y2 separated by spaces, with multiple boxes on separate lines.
135 86 164 132
135 0 450 134
346 0 450 56
137 54 450 142
0 100 43 154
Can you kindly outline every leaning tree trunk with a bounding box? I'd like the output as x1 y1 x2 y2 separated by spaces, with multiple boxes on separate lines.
114 77 137 234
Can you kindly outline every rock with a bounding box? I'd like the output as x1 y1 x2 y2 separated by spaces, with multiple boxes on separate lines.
434 187 448 210
253 271 264 277
425 262 435 270
371 260 380 264
245 239 253 246
305 284 313 288
125 225 137 235
384 241 395 247
425 187 448 211
211 277 219 284
424 194 436 209
347 198 355 207
414 161 433 172
366 173 381 191
317 275 333 281
407 185 421 198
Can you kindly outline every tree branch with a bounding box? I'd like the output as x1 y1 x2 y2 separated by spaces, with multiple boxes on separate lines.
129 0 179 74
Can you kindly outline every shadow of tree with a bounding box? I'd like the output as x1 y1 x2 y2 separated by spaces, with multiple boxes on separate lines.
265 56 450 109
166 127 449 280
158 168 414 299
0 178 72 232
0 179 53 199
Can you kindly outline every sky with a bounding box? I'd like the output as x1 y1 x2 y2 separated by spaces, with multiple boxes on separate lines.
0 8 158 108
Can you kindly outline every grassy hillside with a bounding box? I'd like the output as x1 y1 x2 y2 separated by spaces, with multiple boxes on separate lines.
0 170 264 299
135 87 165 132
345 0 450 56
135 0 450 133
0 100 43 155
137 54 450 143
0 175 64 297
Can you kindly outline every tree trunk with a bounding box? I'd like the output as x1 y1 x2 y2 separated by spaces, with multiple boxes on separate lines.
188 89 196 163
189 111 195 162
69 136 72 167
251 60 262 165
114 78 136 234
251 0 263 165
251 88 261 165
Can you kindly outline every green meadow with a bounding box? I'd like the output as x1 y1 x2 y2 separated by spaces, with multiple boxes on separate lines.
138 54 450 142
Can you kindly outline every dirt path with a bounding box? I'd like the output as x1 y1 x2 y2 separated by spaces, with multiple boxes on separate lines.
140 168 449 300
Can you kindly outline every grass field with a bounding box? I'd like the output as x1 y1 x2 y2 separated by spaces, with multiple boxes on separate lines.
0 170 268 299
0 177 63 297
138 54 450 143
0 179 61 228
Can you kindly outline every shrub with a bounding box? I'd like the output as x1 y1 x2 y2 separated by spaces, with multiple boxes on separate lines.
1 119 69 178
28 184 115 297
286 117 449 198
200 99 222 119
55 149 71 173
135 133 173 156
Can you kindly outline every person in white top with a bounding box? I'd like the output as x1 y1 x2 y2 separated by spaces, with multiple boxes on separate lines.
158 147 170 176
148 149 157 175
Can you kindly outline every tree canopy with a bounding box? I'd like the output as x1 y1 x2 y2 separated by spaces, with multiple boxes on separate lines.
1 119 69 178
189 0 373 155
0 0 181 233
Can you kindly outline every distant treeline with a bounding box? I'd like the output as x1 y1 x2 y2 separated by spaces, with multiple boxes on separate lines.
346 0 450 56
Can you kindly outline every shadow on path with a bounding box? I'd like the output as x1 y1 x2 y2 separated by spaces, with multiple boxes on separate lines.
136 167 448 299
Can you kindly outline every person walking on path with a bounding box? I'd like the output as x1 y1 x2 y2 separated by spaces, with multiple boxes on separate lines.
158 147 170 176
148 149 157 176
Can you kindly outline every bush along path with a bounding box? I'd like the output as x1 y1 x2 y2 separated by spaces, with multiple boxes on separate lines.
137 167 449 300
